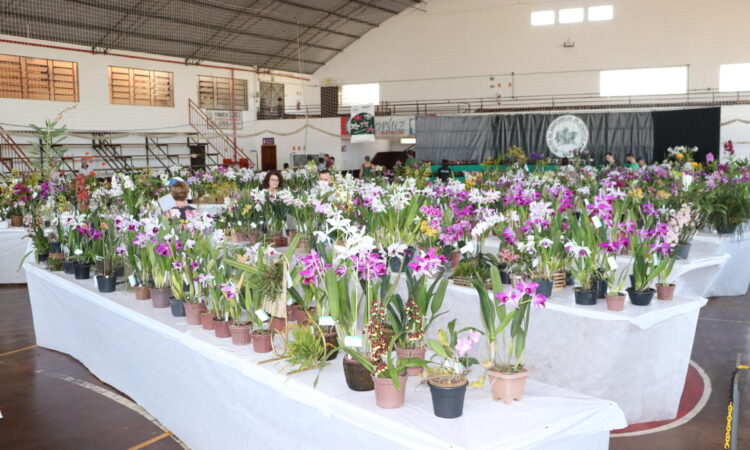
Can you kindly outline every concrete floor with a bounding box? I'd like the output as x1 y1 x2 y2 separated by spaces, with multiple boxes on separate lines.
0 284 748 449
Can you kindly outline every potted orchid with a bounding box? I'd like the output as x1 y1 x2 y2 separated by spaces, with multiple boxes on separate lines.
474 266 547 403
567 211 600 305
629 223 674 306
388 248 448 376
424 320 481 418
145 231 176 309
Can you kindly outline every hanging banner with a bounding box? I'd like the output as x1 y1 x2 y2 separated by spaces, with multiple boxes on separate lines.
207 111 243 130
348 104 375 143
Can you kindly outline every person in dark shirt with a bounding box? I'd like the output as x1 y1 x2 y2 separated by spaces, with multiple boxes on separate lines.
435 159 453 182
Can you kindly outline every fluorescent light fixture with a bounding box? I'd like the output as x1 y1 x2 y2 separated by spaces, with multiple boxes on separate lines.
559 8 584 24
400 138 416 144
341 83 379 106
720 63 750 92
531 10 555 26
588 5 614 21
600 66 688 96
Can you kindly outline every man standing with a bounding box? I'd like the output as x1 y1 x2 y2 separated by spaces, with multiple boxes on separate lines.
404 150 417 167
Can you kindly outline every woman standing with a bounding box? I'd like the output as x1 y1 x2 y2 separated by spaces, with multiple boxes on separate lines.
361 156 373 178
262 170 283 194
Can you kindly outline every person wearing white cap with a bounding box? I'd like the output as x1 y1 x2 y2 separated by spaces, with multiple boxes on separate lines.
158 177 185 214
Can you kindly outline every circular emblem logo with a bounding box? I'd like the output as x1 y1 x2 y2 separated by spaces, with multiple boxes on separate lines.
545 115 589 158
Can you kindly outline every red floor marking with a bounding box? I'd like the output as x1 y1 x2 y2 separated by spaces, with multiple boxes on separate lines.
611 364 704 433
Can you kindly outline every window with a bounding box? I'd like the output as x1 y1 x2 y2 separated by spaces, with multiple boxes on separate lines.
720 64 750 92
530 10 555 26
109 66 173 107
259 81 285 119
600 66 688 96
588 5 614 21
559 8 584 24
198 76 248 110
0 54 78 102
341 83 379 106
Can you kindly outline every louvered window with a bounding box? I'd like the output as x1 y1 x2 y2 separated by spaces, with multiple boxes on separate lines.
0 53 79 102
109 66 173 107
198 76 247 110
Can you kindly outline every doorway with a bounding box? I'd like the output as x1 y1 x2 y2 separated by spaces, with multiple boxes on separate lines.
261 145 277 171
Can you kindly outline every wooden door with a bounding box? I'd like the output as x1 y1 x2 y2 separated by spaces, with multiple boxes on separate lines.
261 145 277 171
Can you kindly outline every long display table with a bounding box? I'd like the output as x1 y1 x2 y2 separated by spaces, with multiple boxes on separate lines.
25 263 626 450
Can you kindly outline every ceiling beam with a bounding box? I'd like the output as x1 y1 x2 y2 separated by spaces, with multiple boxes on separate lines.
4 10 326 67
62 0 344 53
176 0 361 39
346 0 402 15
270 0 380 27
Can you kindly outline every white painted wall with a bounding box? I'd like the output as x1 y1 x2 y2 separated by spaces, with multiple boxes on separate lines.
314 0 750 101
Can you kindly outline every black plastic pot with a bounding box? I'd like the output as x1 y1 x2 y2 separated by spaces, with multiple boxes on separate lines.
595 279 608 299
390 248 414 273
675 243 691 260
565 271 574 286
73 262 91 280
37 253 49 263
500 271 511 285
628 288 655 306
63 260 75 274
574 289 597 305
533 279 553 297
49 242 62 253
169 298 186 317
429 381 467 419
343 357 374 391
96 275 117 293
716 224 738 235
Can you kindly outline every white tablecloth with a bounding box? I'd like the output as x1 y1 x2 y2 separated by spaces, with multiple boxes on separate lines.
25 264 626 450
419 280 705 425
690 231 750 297
0 227 29 283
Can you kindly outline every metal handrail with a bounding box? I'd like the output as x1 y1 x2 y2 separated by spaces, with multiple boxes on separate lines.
0 124 33 173
188 99 249 162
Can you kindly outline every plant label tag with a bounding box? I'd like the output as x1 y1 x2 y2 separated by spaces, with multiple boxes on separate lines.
319 315 335 326
286 297 294 306
532 257 539 268
93 275 98 288
460 241 475 255
591 216 602 229
32 192 37 199
607 256 618 270
128 274 137 287
653 254 660 265
255 309 269 322
287 272 293 288
344 335 363 348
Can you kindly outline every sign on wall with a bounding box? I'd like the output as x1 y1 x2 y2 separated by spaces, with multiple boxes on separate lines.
207 110 243 130
341 115 416 139
263 137 275 145
545 115 589 157
348 105 376 143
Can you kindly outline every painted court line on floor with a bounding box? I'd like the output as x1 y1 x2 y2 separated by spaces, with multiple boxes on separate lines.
0 345 37 358
612 360 711 438
38 370 187 449
129 431 174 450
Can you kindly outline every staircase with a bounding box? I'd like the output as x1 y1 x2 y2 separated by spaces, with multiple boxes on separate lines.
188 99 253 167
0 125 33 174
145 137 180 169
92 138 132 172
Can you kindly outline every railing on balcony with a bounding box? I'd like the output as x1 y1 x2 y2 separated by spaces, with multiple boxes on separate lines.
0 125 33 174
259 90 750 120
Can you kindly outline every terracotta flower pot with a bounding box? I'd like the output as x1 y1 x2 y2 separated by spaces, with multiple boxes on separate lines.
230 230 249 243
487 368 529 404
343 357 374 391
372 374 408 409
213 319 231 338
293 307 316 325
10 215 22 227
605 294 626 311
395 346 426 376
657 283 676 300
229 323 252 346
134 285 151 300
150 287 171 308
200 312 215 330
450 252 461 270
319 330 338 361
184 302 203 325
252 332 273 353
269 316 286 333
